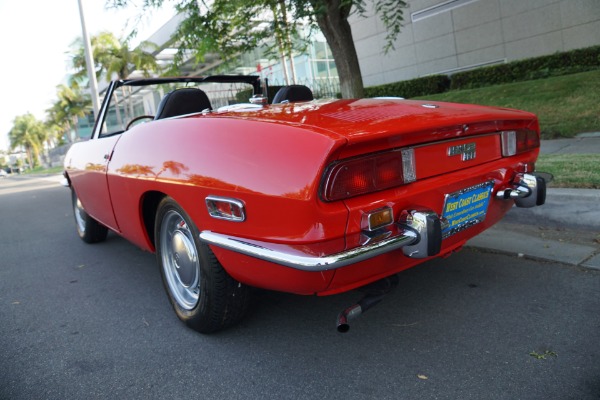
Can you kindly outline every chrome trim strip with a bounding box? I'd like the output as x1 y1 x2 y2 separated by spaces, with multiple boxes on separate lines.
199 230 419 272
408 132 502 152
93 80 117 139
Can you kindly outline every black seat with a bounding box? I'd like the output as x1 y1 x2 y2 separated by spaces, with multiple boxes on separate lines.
154 88 212 120
272 85 314 104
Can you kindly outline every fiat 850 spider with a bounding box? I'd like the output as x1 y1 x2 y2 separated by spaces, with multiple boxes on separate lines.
63 75 546 333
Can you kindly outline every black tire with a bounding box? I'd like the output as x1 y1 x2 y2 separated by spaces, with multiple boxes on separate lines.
155 197 250 333
71 189 108 244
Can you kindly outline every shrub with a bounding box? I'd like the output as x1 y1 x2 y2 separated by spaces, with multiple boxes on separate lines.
364 75 450 98
364 45 600 96
449 45 600 90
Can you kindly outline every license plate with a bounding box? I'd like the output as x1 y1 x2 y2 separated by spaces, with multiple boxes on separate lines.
442 181 494 238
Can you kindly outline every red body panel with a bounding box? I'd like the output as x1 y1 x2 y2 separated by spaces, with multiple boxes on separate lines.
65 98 540 295
104 117 349 250
65 135 122 231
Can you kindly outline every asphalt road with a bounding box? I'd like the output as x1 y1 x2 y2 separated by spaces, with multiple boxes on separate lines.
1 176 599 400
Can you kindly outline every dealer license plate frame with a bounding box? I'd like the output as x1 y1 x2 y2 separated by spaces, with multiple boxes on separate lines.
442 180 494 239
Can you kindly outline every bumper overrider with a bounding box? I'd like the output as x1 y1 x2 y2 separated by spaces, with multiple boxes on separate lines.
200 173 546 272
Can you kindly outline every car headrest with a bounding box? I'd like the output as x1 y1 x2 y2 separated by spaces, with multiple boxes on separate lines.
154 88 212 120
272 85 314 104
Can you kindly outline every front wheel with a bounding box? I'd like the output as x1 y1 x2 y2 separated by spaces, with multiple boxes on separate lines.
155 197 250 333
72 190 108 243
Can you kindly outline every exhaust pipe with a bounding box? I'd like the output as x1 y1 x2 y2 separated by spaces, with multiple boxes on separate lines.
337 295 384 333
336 275 399 333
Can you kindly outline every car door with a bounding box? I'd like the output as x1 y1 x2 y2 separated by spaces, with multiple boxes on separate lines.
66 134 122 233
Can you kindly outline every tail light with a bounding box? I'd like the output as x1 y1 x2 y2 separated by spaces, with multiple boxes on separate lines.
321 149 416 201
501 129 540 156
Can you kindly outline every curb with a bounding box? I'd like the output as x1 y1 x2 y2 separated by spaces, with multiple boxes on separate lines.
467 186 600 270
467 226 600 271
502 188 600 231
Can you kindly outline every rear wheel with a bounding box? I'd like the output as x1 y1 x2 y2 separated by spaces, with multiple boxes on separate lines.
155 197 250 333
72 190 108 243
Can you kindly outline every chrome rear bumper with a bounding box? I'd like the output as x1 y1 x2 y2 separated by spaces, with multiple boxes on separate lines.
200 209 442 272
201 173 547 272
496 173 547 208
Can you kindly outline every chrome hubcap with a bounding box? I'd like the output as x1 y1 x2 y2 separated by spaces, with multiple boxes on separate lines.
74 196 86 234
160 210 200 310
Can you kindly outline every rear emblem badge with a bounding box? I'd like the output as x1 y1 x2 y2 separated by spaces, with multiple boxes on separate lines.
448 143 476 161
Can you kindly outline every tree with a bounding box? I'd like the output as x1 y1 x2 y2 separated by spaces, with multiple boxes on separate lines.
70 31 160 83
70 31 161 123
109 0 406 98
8 114 46 168
47 84 92 142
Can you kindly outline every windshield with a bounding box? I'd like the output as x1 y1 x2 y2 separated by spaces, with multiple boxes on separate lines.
99 77 260 137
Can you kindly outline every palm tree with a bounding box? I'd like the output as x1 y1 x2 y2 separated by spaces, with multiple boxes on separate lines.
8 114 46 168
47 84 92 142
44 121 66 147
101 35 161 121
71 31 160 83
70 31 160 122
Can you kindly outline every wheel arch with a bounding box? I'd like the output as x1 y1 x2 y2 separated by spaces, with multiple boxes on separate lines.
62 170 72 188
141 190 167 251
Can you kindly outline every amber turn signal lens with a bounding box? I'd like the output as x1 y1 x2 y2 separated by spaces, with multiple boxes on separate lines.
361 207 394 231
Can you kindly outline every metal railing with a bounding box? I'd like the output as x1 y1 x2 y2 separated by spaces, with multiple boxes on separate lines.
267 77 340 99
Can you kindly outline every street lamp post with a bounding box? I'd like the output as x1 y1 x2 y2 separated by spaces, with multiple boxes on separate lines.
77 0 100 118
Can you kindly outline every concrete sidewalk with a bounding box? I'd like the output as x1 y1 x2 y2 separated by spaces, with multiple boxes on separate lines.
467 135 600 270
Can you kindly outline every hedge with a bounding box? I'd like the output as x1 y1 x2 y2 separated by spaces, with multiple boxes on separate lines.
364 75 450 98
450 45 600 90
363 45 600 97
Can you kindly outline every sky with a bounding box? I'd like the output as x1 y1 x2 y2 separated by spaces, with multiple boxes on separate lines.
0 0 175 152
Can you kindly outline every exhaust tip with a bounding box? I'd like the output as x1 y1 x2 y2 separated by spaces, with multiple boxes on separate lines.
336 307 357 333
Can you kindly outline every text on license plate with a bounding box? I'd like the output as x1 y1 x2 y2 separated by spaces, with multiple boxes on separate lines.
442 181 494 238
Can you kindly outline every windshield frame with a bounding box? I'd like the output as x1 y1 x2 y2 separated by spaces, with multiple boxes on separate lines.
91 75 264 140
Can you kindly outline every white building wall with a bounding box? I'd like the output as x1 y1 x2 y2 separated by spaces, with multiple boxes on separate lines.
350 0 600 87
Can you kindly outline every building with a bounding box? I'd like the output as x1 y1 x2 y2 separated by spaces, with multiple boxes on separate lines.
350 0 600 86
75 0 599 139
141 15 339 97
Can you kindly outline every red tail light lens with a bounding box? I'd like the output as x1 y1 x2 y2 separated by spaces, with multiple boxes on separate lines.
322 149 415 201
516 129 540 154
501 130 540 156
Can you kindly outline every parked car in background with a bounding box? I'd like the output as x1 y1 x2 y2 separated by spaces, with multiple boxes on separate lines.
6 167 24 174
0 169 7 178
63 75 546 333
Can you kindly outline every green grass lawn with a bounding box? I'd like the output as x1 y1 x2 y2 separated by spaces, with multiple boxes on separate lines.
415 70 600 189
415 70 600 139
536 154 600 189
23 166 64 175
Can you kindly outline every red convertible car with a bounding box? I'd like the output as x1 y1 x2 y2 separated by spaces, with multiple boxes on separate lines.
63 75 546 333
